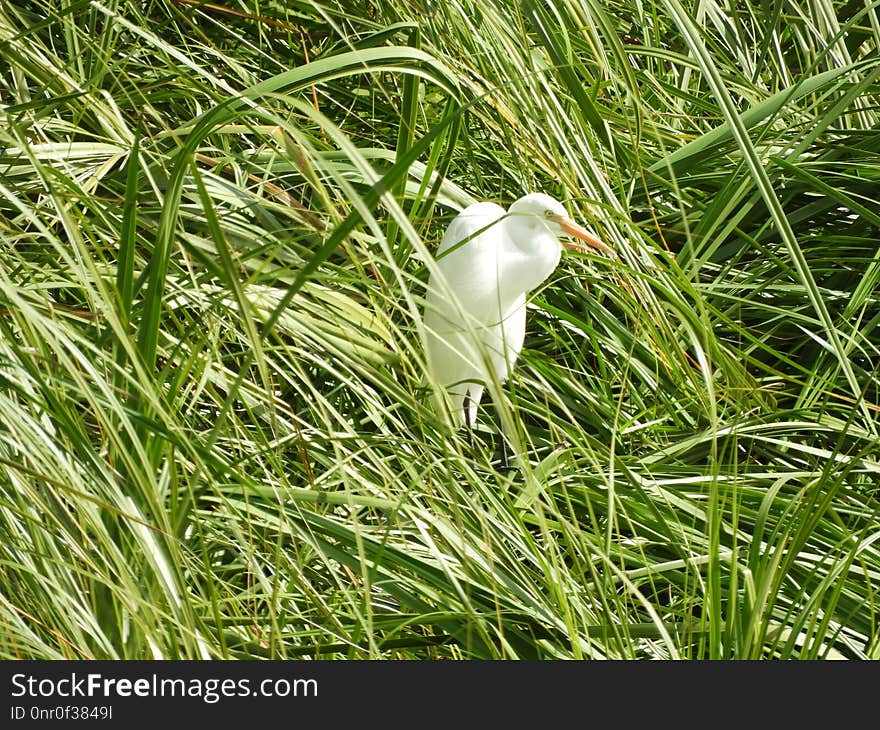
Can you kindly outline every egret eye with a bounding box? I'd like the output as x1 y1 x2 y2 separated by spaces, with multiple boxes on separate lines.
544 209 554 218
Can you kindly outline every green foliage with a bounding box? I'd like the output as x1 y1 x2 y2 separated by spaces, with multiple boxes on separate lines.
0 0 877 659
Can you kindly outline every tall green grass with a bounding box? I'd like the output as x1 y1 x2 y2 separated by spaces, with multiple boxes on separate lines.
0 0 877 658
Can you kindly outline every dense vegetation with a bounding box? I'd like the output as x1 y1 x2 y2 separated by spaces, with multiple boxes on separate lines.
0 0 878 659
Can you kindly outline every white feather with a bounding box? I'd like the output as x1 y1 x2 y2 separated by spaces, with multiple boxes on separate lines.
424 194 577 425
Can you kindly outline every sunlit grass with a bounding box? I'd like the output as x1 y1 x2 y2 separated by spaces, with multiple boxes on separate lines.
0 0 878 659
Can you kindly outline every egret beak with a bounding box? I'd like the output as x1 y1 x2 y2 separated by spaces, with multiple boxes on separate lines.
557 217 615 257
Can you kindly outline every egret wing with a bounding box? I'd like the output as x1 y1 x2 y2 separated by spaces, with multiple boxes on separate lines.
435 201 506 260
424 202 507 414
428 202 507 323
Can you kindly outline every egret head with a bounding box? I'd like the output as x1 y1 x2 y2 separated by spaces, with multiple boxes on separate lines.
508 193 613 256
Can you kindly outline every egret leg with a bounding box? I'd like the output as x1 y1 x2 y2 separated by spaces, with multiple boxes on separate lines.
463 391 474 451
499 436 510 471
495 410 516 473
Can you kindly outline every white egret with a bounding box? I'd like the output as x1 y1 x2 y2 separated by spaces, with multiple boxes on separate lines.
423 193 612 461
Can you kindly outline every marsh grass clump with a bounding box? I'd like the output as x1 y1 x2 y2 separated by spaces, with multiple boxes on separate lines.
0 0 877 659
